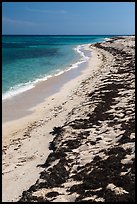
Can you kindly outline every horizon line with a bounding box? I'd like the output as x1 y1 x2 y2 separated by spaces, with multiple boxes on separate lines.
2 34 134 36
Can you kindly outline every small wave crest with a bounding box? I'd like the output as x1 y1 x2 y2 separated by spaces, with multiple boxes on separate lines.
2 82 35 100
55 44 90 76
102 37 111 42
74 44 89 60
2 74 53 100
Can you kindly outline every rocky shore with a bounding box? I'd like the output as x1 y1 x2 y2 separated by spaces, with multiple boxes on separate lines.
17 36 135 202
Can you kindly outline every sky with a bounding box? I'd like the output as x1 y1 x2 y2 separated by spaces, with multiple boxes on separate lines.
2 2 135 35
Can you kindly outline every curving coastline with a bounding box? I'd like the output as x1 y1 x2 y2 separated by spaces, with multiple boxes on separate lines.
2 36 135 202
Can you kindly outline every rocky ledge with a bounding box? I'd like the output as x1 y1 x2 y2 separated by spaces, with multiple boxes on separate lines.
18 36 135 202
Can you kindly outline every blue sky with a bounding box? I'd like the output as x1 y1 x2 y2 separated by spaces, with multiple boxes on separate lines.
2 2 135 35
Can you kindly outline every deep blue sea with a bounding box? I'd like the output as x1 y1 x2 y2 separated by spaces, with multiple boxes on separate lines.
2 35 116 100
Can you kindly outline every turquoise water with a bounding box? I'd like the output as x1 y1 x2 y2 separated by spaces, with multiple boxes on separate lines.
2 35 115 100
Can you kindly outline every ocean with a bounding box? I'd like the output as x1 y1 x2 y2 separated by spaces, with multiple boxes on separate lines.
2 35 115 100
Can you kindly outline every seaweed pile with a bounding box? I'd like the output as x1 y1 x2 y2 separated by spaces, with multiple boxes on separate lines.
18 36 135 202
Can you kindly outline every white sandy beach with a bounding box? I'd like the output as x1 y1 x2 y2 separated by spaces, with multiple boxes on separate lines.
2 37 135 202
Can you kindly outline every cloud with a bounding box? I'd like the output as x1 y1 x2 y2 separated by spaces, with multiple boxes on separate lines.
26 7 67 14
2 17 37 27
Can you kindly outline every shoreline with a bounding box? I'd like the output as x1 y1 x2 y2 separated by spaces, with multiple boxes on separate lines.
2 49 89 123
2 43 102 202
2 36 135 202
2 43 90 102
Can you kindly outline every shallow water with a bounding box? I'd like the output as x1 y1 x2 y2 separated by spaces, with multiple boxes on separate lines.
2 35 115 100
